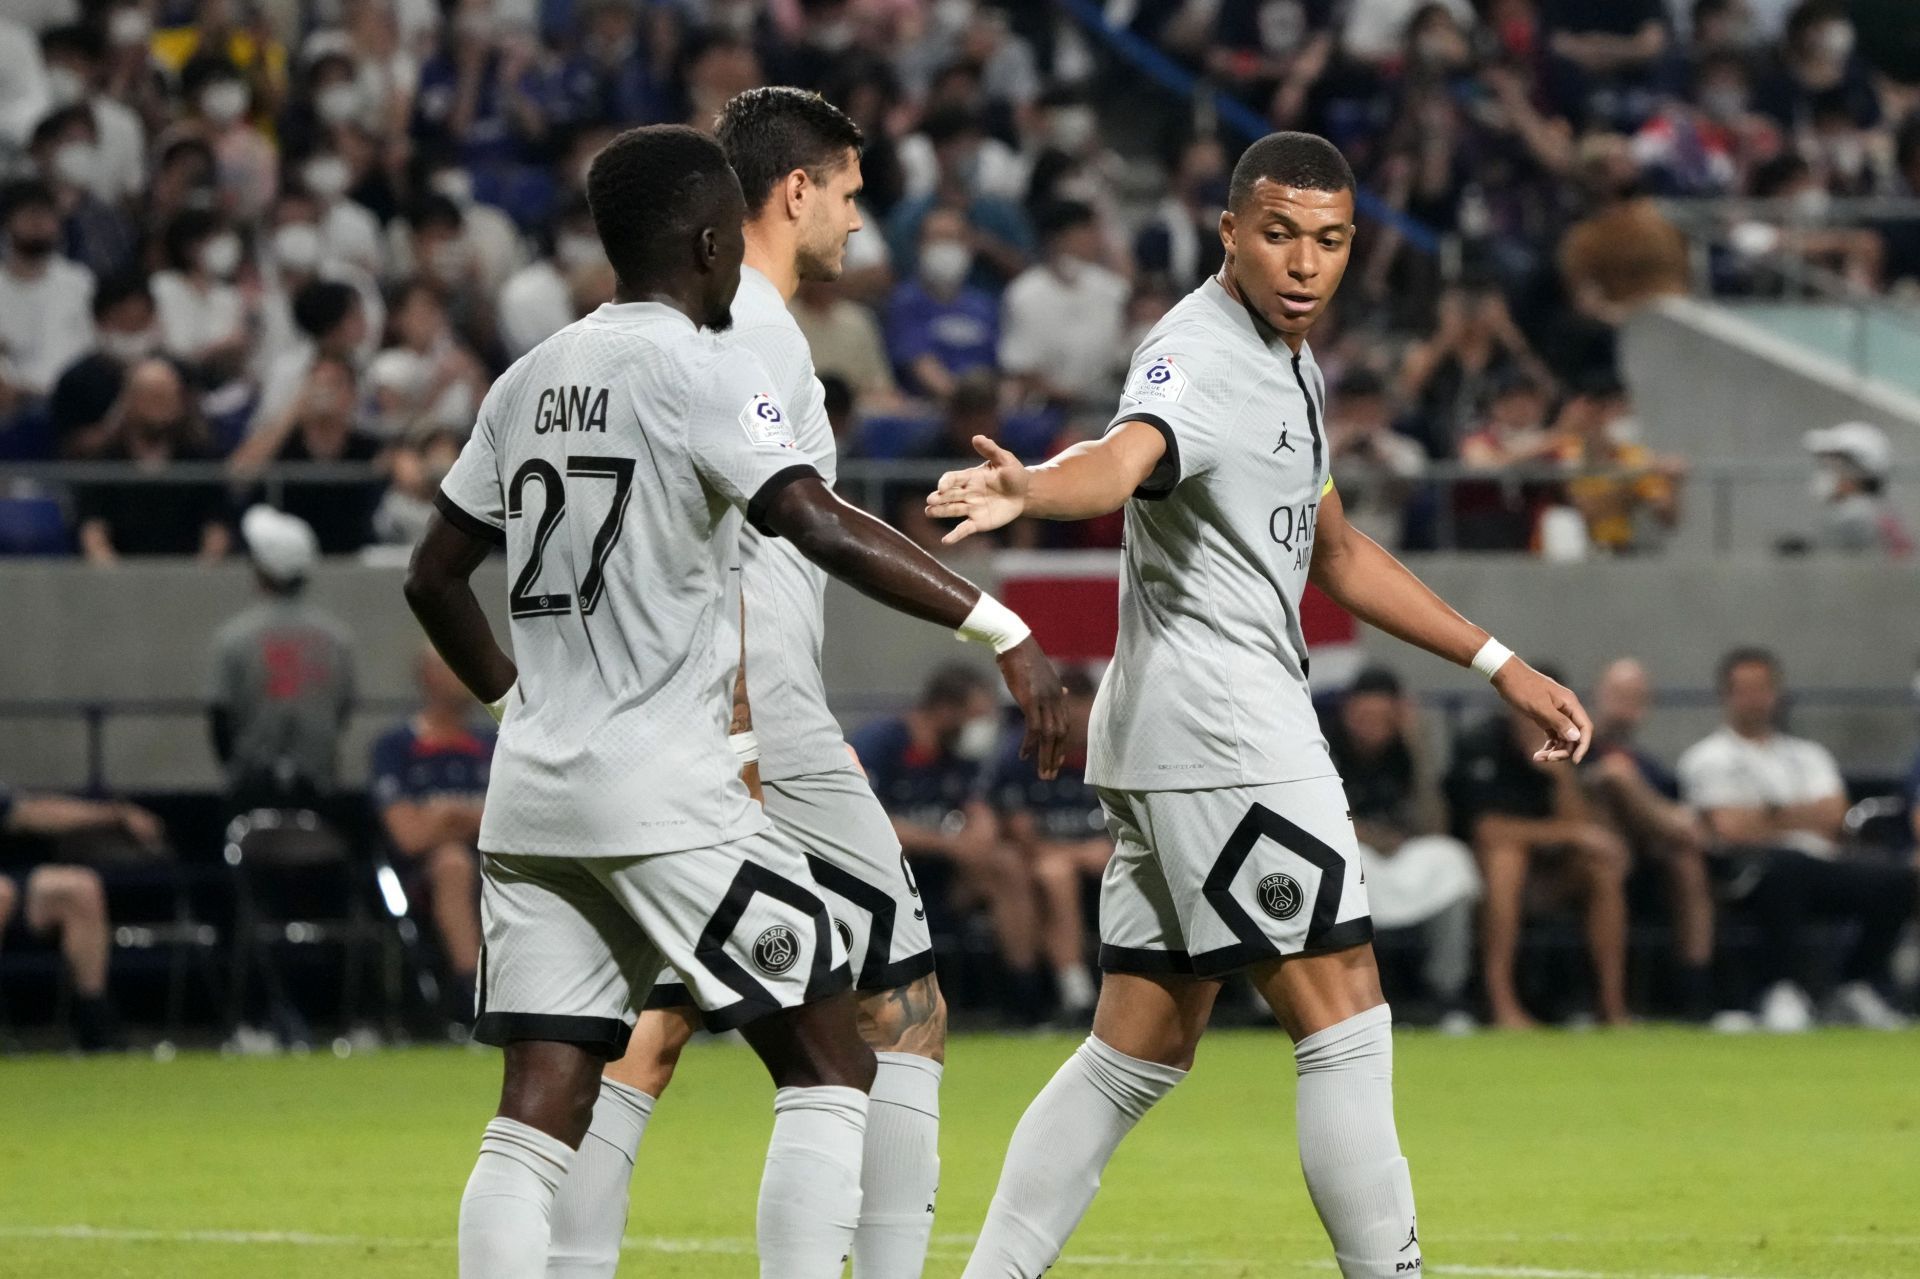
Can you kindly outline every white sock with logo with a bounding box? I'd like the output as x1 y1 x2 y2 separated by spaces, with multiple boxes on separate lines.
852 1051 943 1278
459 1117 574 1278
759 1085 869 1278
546 1078 655 1278
1294 1005 1422 1277
962 1036 1185 1278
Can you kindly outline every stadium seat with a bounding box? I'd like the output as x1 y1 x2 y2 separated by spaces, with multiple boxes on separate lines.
0 497 72 555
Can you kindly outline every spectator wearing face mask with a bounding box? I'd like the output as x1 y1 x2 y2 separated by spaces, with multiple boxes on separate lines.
147 137 219 231
885 204 1001 400
549 0 670 130
150 208 252 385
412 0 556 213
179 53 279 222
89 274 160 367
281 51 373 162
886 105 1034 287
251 278 370 437
43 276 155 459
297 146 385 277
1793 422 1912 557
369 280 487 437
998 201 1129 411
152 0 289 108
75 358 232 563
1754 1 1880 132
496 195 611 360
29 104 137 280
0 180 95 416
1633 53 1779 196
394 194 493 345
230 352 385 554
1134 136 1230 290
410 157 527 301
38 23 147 205
374 426 463 545
850 664 1049 1025
255 187 384 376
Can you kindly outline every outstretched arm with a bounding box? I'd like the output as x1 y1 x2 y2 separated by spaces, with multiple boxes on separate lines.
404 509 517 709
761 475 1067 776
1310 485 1592 762
923 421 1168 544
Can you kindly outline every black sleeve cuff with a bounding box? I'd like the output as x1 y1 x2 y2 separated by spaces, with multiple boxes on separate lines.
746 464 821 536
1116 412 1180 500
434 490 506 545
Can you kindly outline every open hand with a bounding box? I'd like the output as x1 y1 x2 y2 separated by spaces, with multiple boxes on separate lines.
925 435 1030 545
1492 660 1592 763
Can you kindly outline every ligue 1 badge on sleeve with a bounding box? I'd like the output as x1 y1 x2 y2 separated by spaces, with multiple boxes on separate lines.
740 392 798 448
1127 355 1187 403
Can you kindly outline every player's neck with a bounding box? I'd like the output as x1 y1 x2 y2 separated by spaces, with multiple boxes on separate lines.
743 226 799 301
612 285 702 324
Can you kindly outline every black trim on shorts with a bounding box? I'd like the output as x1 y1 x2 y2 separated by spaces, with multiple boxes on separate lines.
857 947 937 991
1190 916 1375 978
746 464 821 536
700 960 853 1033
642 981 693 1011
434 490 506 545
472 1012 633 1060
1098 943 1213 978
1117 412 1180 500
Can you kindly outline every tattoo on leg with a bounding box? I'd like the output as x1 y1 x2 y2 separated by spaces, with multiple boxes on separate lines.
857 974 946 1060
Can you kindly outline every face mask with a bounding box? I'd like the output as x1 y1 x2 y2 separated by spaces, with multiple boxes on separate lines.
52 142 101 189
1810 469 1841 502
45 66 86 108
1817 23 1854 61
272 222 322 271
1415 31 1455 62
1701 87 1746 122
556 231 604 270
303 155 352 200
812 19 856 51
430 169 475 206
201 81 248 124
1827 136 1865 179
1789 186 1831 222
100 328 157 361
109 8 151 46
954 716 998 762
934 0 975 31
920 240 972 289
1047 107 1097 154
201 232 242 278
315 82 362 126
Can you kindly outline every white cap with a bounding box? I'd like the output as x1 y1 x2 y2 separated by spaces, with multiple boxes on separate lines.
241 505 319 583
1804 421 1891 477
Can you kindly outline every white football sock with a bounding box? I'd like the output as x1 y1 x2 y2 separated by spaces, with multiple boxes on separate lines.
546 1078 655 1278
459 1117 574 1279
759 1085 869 1279
1294 1005 1422 1277
962 1036 1185 1278
853 1052 943 1279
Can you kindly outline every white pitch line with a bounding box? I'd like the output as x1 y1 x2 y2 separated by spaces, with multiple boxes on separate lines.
0 1224 1802 1278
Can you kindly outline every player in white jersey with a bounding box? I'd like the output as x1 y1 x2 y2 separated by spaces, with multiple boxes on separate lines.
405 125 1066 1279
544 89 951 1279
928 133 1596 1277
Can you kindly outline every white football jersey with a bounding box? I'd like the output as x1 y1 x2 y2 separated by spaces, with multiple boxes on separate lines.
727 266 848 782
437 301 817 857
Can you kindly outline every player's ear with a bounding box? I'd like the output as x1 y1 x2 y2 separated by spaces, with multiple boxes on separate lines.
697 225 718 271
785 167 808 220
1218 208 1235 255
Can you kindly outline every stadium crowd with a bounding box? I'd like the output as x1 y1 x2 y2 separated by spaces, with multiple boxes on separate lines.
0 0 1914 558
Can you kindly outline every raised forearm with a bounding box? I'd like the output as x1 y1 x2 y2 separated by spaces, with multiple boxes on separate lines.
1023 439 1145 521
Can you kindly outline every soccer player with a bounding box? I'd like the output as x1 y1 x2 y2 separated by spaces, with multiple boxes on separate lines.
545 89 956 1279
405 124 1065 1279
927 131 1593 1278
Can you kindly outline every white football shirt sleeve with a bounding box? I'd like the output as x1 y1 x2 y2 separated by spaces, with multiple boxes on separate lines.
435 386 507 541
687 349 821 534
1104 340 1242 499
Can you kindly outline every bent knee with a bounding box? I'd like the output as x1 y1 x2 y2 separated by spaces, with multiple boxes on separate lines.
27 865 106 917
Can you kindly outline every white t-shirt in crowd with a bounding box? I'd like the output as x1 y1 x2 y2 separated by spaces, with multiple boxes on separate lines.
0 255 94 394
496 260 574 361
998 259 1129 404
151 270 246 361
1678 725 1848 857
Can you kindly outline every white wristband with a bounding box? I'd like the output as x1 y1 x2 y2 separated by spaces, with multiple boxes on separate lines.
730 730 760 765
955 593 1032 656
1470 638 1515 681
485 683 515 724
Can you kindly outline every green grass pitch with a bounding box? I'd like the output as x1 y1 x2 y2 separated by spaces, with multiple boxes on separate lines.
1 1028 1914 1278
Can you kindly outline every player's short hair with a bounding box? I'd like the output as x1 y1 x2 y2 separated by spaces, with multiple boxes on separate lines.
1347 665 1404 699
1061 666 1099 699
1717 646 1780 690
920 663 988 711
292 279 358 340
1228 132 1355 212
587 125 741 289
716 87 865 215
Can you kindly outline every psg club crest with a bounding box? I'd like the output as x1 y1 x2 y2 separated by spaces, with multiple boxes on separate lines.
753 924 800 976
1257 872 1303 922
739 392 799 448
